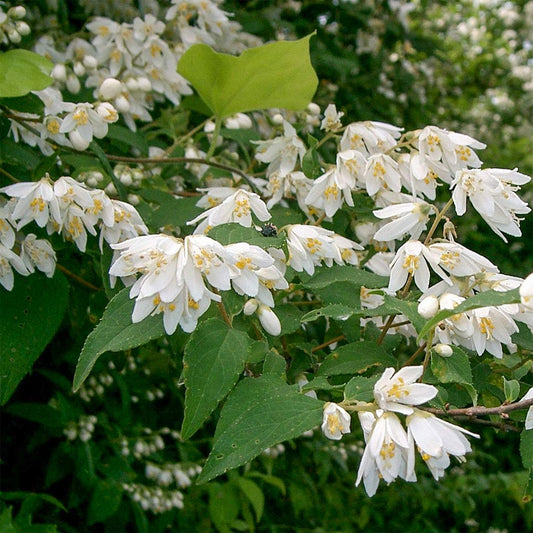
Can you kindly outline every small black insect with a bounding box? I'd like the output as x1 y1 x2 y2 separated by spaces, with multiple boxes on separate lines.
260 222 278 237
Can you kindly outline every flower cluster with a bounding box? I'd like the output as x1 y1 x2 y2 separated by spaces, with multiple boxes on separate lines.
109 232 288 335
0 174 147 289
321 366 479 496
0 5 29 44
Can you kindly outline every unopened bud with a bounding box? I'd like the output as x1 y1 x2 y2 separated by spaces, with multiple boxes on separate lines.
271 113 284 125
51 63 67 82
8 6 26 19
99 77 122 100
73 61 86 77
69 130 90 151
114 95 130 113
307 102 320 115
434 343 453 357
257 305 281 336
15 21 30 36
83 55 97 69
418 295 439 319
243 298 258 316
137 77 152 92
66 74 81 94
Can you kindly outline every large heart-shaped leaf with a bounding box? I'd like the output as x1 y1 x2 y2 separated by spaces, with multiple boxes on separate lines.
178 34 318 118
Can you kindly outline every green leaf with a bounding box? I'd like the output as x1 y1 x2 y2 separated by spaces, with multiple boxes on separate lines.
73 288 165 392
138 189 202 230
4 402 61 427
301 303 356 323
300 265 388 290
0 272 68 405
262 350 286 377
521 430 533 470
106 124 149 155
0 50 53 97
344 375 380 402
209 483 240 533
513 322 533 351
317 341 395 376
418 289 520 339
87 481 123 525
523 468 533 503
197 376 324 483
430 346 472 385
182 319 252 440
503 377 520 403
208 223 285 249
178 35 318 118
237 478 264 522
0 508 17 533
301 135 322 179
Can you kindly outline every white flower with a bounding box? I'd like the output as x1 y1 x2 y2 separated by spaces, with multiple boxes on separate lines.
373 366 438 415
388 240 450 293
320 104 344 132
468 306 518 358
0 243 29 290
285 224 363 275
451 168 530 241
364 154 402 196
20 234 56 277
266 171 315 215
99 200 148 248
321 402 351 440
373 201 433 242
428 242 498 277
254 120 306 176
406 409 479 480
188 189 271 234
520 272 533 310
340 121 402 156
60 103 109 151
0 204 15 248
417 126 485 177
0 177 60 229
355 410 414 497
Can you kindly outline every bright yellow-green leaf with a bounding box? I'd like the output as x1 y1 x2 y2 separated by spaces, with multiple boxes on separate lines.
0 50 53 97
177 34 318 118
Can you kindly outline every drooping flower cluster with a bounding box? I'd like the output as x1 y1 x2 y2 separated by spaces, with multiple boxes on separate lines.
109 233 288 335
321 366 479 496
0 174 147 289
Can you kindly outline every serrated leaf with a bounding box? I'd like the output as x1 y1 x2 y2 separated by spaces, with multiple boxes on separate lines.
178 35 318 118
106 124 149 155
300 264 388 290
344 375 380 402
73 288 165 391
197 376 323 483
317 341 395 376
262 350 286 377
0 50 53 97
418 289 520 339
521 430 533 470
523 468 533 503
382 294 425 333
182 319 252 440
207 223 285 249
0 273 68 405
430 346 473 385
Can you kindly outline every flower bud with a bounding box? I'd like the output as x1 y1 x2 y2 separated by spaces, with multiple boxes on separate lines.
137 77 152 92
105 183 117 196
15 21 30 36
126 77 139 91
73 61 86 77
114 95 130 113
257 305 281 336
83 55 97 69
243 298 259 316
66 74 81 94
434 343 453 357
321 402 351 440
418 295 439 319
7 29 21 43
307 102 320 115
51 64 67 82
127 194 140 205
120 172 133 187
271 113 284 125
69 130 90 151
99 77 122 100
8 6 26 19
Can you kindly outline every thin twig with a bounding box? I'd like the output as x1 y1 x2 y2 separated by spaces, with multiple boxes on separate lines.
424 397 533 418
311 334 346 353
56 264 102 291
